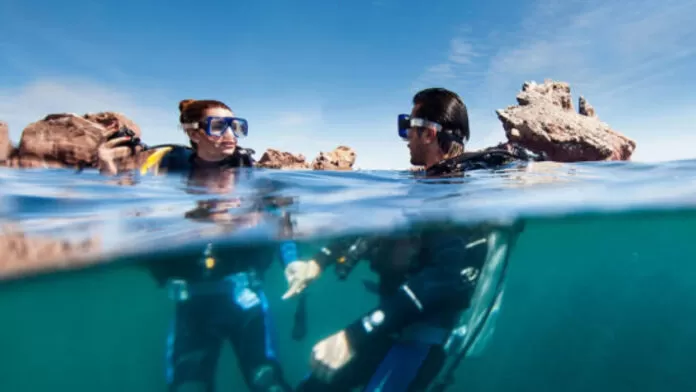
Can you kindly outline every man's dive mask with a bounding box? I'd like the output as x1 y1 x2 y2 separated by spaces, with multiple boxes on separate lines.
397 114 442 141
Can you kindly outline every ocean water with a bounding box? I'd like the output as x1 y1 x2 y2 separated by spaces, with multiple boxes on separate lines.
1 159 696 392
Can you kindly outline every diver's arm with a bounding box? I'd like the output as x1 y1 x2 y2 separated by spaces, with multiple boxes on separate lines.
343 233 487 348
311 242 343 271
281 237 362 300
311 237 365 271
261 204 299 267
279 240 299 266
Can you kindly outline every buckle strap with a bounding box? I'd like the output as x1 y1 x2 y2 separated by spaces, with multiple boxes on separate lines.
399 323 451 345
167 271 257 300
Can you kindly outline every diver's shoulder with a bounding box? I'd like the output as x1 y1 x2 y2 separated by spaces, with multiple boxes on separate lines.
428 143 546 176
233 146 256 167
145 143 192 154
238 147 255 156
148 144 194 172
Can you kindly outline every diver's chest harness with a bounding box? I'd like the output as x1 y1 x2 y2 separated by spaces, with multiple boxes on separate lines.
167 242 263 310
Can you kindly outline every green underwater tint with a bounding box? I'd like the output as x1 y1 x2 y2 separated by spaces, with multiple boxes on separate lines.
1 208 696 392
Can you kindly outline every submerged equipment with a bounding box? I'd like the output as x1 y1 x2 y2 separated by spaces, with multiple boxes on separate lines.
108 126 142 151
334 237 374 280
292 292 308 341
427 226 517 392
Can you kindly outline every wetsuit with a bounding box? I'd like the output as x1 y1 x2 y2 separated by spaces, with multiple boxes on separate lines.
139 144 255 175
296 146 542 392
142 145 295 392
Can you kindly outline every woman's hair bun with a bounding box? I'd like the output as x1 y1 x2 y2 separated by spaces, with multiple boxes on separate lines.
179 99 196 113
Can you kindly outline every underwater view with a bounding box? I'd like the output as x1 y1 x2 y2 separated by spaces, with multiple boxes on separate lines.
2 159 696 392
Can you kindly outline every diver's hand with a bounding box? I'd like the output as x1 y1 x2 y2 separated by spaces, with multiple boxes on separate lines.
310 330 354 383
282 260 321 300
97 128 141 176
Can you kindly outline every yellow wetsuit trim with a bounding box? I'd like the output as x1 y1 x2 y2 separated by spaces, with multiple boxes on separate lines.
139 146 174 175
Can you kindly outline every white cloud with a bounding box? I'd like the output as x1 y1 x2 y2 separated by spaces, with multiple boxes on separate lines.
483 0 696 162
426 64 456 80
448 38 478 65
414 0 696 163
0 79 177 144
0 79 327 153
484 0 696 100
412 32 485 90
273 111 323 128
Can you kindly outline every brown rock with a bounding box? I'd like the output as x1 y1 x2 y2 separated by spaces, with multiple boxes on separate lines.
0 229 103 280
578 96 596 117
311 146 356 170
0 121 13 163
257 149 311 169
515 80 574 110
84 111 141 136
10 111 141 169
496 80 636 162
256 146 358 170
16 113 107 168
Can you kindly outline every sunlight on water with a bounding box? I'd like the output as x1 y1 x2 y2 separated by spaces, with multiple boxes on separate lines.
1 160 696 392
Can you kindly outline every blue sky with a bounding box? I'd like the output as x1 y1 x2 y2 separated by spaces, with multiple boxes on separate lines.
1 0 695 169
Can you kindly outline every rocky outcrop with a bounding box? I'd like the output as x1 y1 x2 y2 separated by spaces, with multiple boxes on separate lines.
496 80 636 162
15 114 106 168
0 228 102 280
578 96 596 117
311 146 356 170
0 121 13 164
257 149 311 169
257 146 357 170
84 111 141 135
6 112 141 169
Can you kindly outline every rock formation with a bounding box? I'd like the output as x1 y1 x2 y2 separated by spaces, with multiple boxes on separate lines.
311 146 356 170
84 111 141 135
15 114 108 168
257 146 357 170
3 112 143 169
0 121 13 164
257 149 311 169
496 80 636 162
578 96 596 117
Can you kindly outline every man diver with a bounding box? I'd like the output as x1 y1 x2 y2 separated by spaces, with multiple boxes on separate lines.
98 99 296 392
282 88 541 392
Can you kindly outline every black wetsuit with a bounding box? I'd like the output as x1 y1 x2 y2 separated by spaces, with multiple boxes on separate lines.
150 144 256 173
296 146 542 392
143 145 296 392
